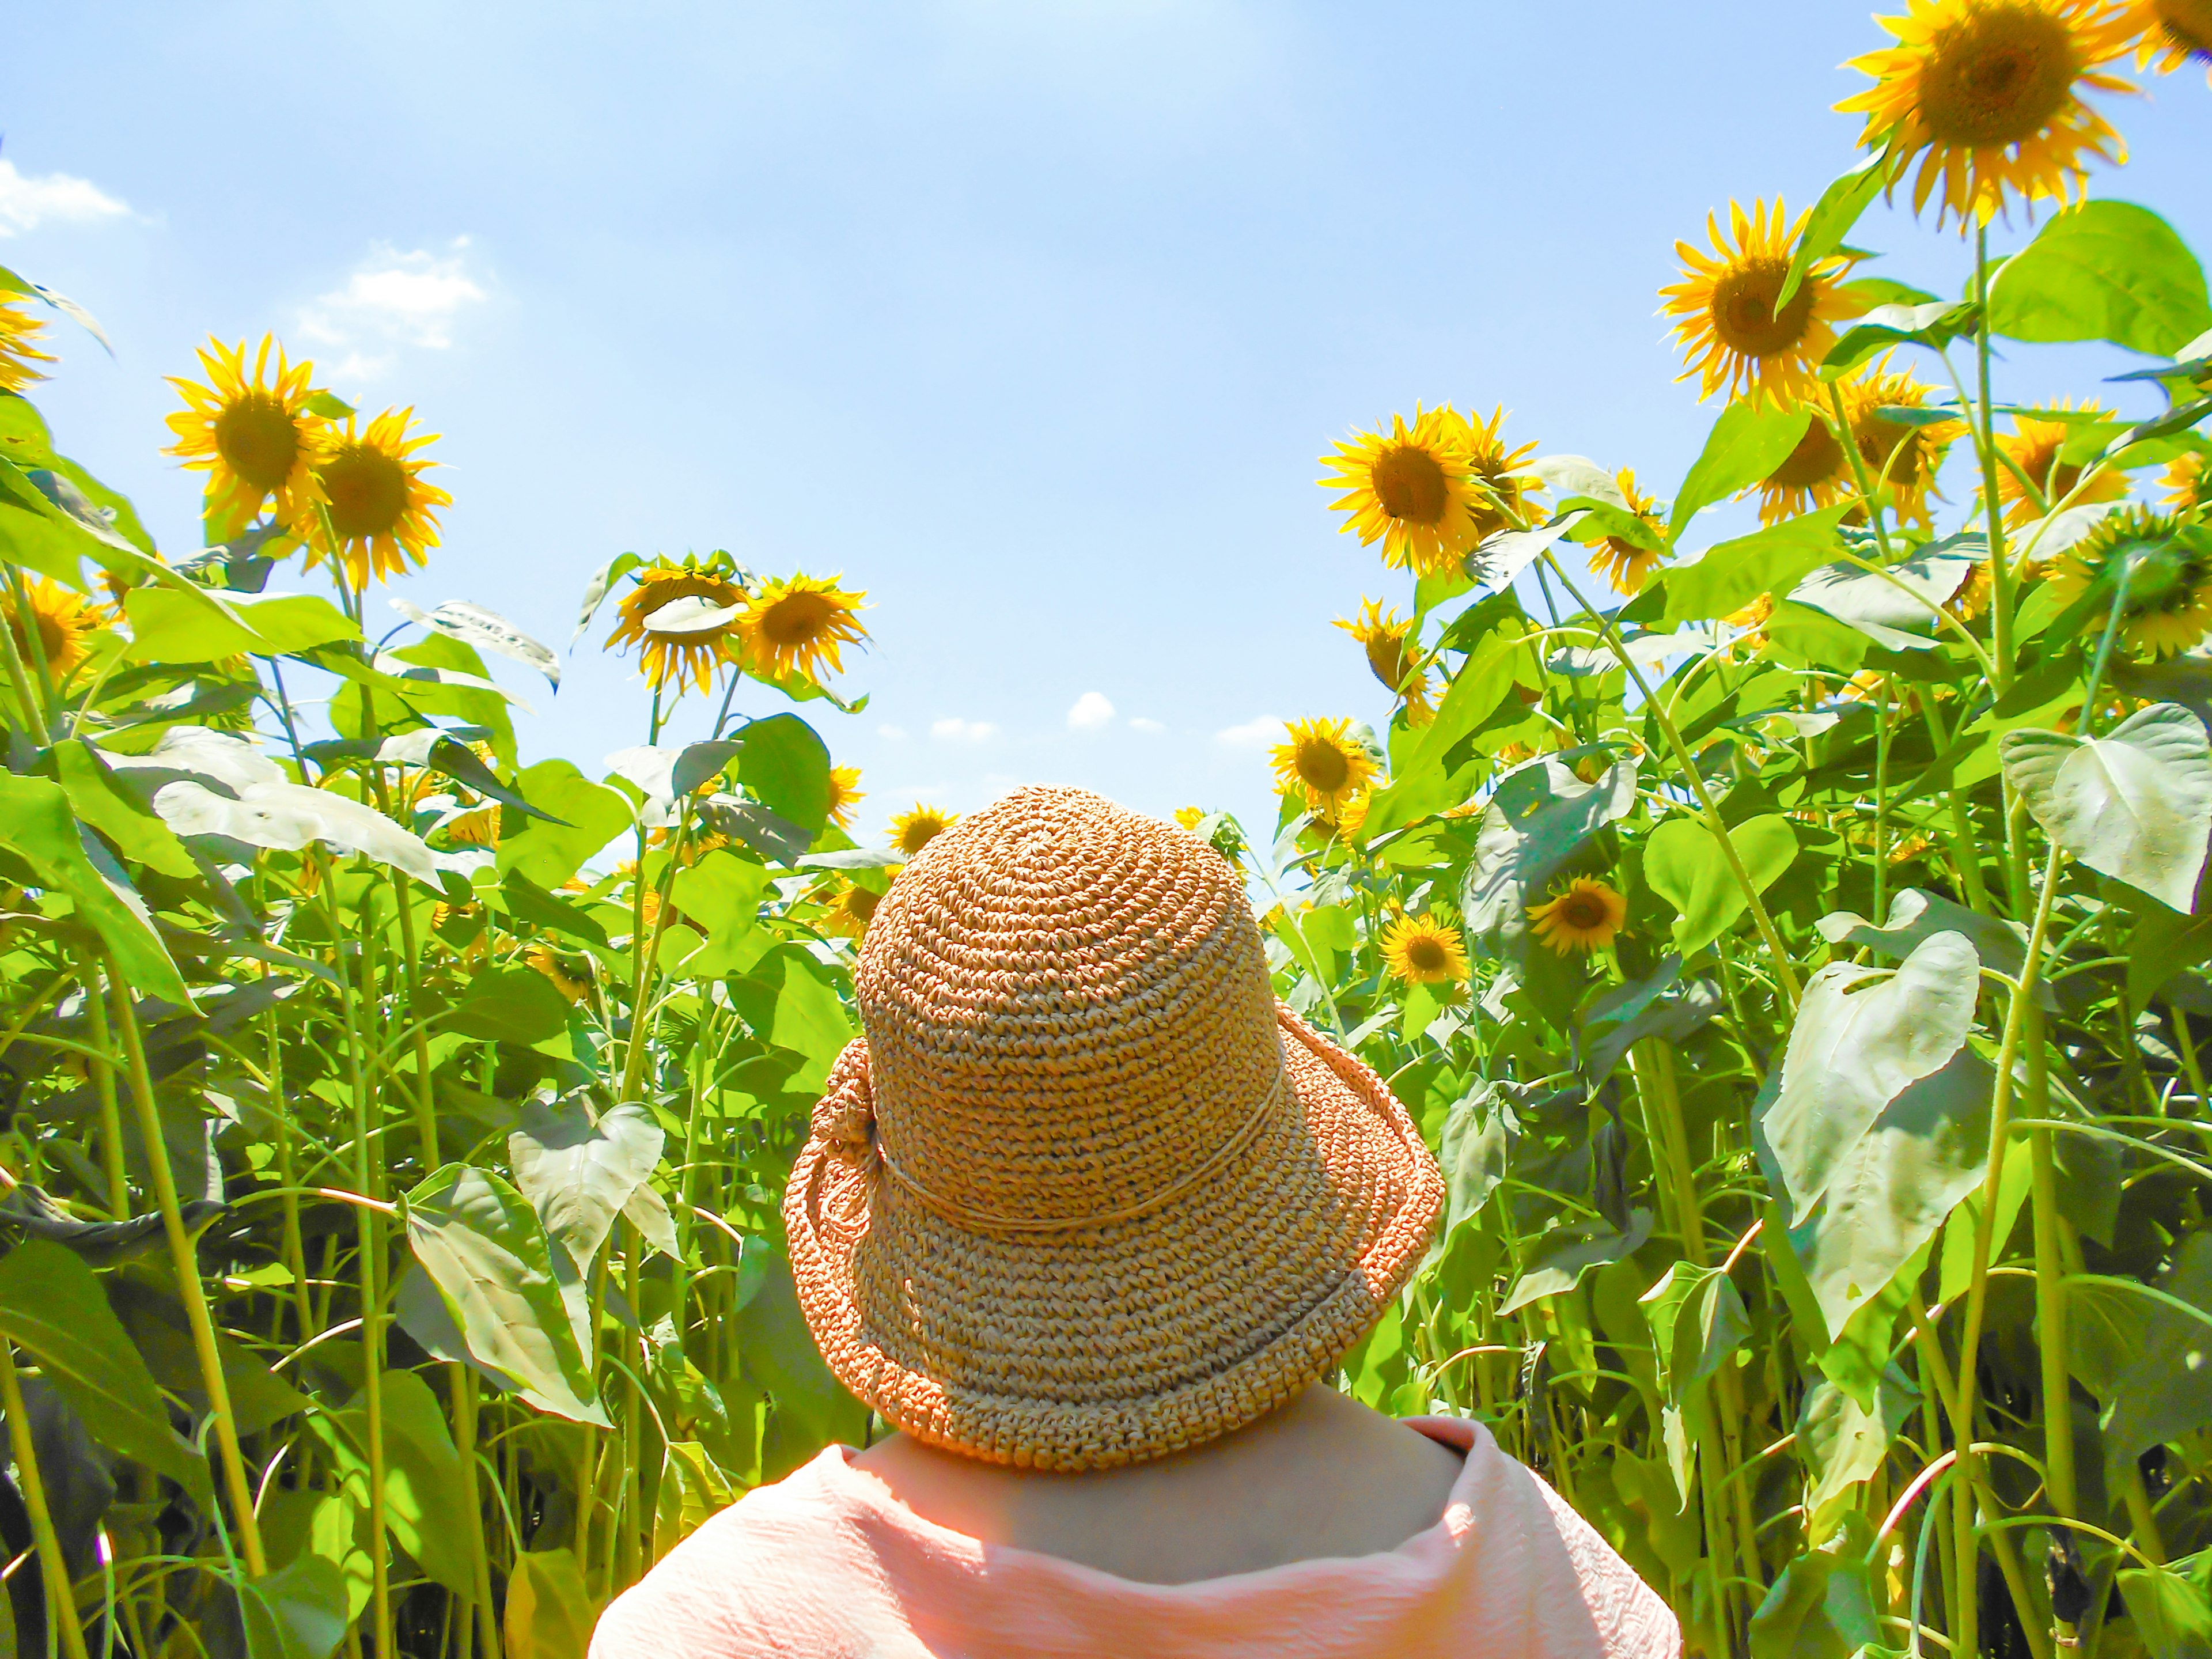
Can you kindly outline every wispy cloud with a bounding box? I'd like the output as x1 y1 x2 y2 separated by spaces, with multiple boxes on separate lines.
1129 716 1164 734
298 240 487 380
1066 691 1114 731
876 724 910 741
1215 715 1283 748
931 717 998 743
0 160 130 237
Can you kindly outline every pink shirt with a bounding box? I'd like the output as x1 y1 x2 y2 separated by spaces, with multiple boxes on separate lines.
591 1417 1680 1658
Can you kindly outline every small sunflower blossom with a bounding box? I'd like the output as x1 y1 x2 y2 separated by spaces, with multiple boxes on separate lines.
1837 0 2138 229
1527 878 1628 955
1661 197 1861 408
740 573 868 687
1380 914 1470 986
606 557 748 696
524 942 593 1005
1173 806 1206 832
816 878 882 940
2158 451 2206 517
302 406 450 588
1587 469 1673 595
1993 400 2127 527
3 576 105 683
0 297 56 395
1756 406 1855 524
1457 405 1546 544
826 765 866 832
164 335 328 541
1845 366 1965 529
1319 406 1487 578
1269 717 1380 817
1724 592 1777 654
2124 0 2212 82
2047 506 2212 656
1333 599 1434 722
890 804 957 857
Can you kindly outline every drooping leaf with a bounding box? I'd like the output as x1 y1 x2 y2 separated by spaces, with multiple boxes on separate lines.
151 778 475 892
1797 1367 1921 1524
1819 300 1982 379
0 773 191 1004
2116 1558 2212 1659
1641 1261 1751 1397
1777 154 1890 312
1662 505 1854 626
234 1552 350 1659
1437 1082 1512 1234
1816 887 2029 983
1668 400 1815 541
440 964 574 1045
0 1183 220 1268
1643 813 1798 956
495 760 634 889
503 1548 599 1659
1748 1540 1884 1659
1786 550 1983 651
497 868 609 948
102 724 288 795
2003 703 2212 914
1499 1210 1653 1316
570 552 642 646
507 1095 668 1271
389 597 560 687
50 738 199 878
1987 200 2212 357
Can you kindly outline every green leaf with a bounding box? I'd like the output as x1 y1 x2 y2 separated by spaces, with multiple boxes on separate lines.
1436 1083 1511 1234
389 597 559 688
153 778 468 893
1785 550 1982 651
732 1250 869 1474
0 1238 213 1509
1820 300 1982 380
497 869 609 948
316 1370 480 1601
123 589 360 664
1644 813 1797 956
2117 1558 2212 1659
1362 619 1528 838
1668 402 1815 543
667 848 770 978
2067 1236 2212 1497
1777 155 1889 312
1816 887 2029 986
51 738 198 878
495 760 633 889
1763 930 1979 1224
441 964 574 1044
1499 1209 1653 1316
1987 200 2212 357
503 1548 599 1659
1749 1541 1883 1659
1641 1260 1751 1396
735 713 832 836
400 1164 606 1426
1797 1368 1921 1526
234 1552 350 1659
730 946 856 1093
507 1094 672 1271
0 773 190 1004
1663 505 1853 626
2002 703 2212 913
1460 755 1639 959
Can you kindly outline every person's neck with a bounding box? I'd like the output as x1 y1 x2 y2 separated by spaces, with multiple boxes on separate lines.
849 1382 1465 1584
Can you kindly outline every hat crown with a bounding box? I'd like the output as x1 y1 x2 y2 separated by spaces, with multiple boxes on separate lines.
854 786 1282 1227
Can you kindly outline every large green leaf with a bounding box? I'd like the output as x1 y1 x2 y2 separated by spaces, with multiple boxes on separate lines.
729 946 856 1093
1662 505 1853 626
1987 200 2212 357
399 1164 607 1426
1816 888 2028 984
1785 550 1983 651
1644 813 1797 956
234 1552 350 1659
441 964 575 1044
1459 755 1639 959
153 777 470 893
2117 1557 2212 1659
1765 930 1978 1224
0 772 190 1004
496 760 633 889
124 589 359 664
312 1370 480 1601
736 713 832 836
1362 619 1528 838
1819 300 1982 379
668 849 771 977
507 1094 675 1271
2067 1235 2212 1495
1641 1260 1751 1397
503 1548 597 1659
1775 154 1889 312
1499 1210 1653 1316
0 1238 212 1508
1798 1368 1919 1530
1436 1082 1512 1234
1748 1540 1883 1659
2002 703 2212 913
1668 400 1814 542
51 738 199 878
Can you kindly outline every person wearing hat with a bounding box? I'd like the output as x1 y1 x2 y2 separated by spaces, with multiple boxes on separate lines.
592 786 1677 1658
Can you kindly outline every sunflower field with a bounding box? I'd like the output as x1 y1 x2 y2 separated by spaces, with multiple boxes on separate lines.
0 3 2210 1658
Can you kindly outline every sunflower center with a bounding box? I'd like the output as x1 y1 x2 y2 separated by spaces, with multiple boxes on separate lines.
213 392 301 493
10 607 69 666
1296 738 1352 794
1406 936 1448 974
320 443 411 539
1371 444 1452 526
846 887 881 922
1919 3 2078 147
1709 255 1817 359
1771 416 1846 488
1559 892 1609 931
1857 416 1926 486
2157 0 2212 54
760 589 835 646
1365 636 1411 691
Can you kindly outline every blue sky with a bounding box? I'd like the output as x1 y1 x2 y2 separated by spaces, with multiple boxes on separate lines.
6 2 2209 845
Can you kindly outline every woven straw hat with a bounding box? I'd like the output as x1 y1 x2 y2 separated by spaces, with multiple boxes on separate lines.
782 785 1444 1471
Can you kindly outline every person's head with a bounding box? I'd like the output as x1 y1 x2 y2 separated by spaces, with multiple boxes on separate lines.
783 785 1443 1471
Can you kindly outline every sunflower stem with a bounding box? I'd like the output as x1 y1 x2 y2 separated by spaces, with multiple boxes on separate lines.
1827 382 1900 567
1974 225 2016 700
0 567 53 747
0 1334 93 1659
2077 557 2136 739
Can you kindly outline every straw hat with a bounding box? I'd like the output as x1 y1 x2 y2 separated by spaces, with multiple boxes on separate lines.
783 785 1444 1471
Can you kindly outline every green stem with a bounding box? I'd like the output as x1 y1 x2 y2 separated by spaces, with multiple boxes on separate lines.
0 570 52 747
1975 224 2016 700
79 953 128 1219
1828 381 1900 566
1 1336 93 1659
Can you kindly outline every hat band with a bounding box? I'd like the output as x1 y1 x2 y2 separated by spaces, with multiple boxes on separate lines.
873 1069 1287 1238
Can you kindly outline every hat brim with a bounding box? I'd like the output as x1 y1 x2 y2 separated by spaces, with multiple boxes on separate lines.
782 1002 1444 1471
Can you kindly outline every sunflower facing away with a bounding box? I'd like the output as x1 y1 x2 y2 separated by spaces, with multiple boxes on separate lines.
1333 599 1433 721
1838 0 2137 228
1846 366 1965 529
1993 400 2127 527
0 297 55 395
4 576 103 681
1334 790 1374 840
890 804 957 856
302 407 450 588
1661 197 1860 408
164 335 327 541
606 558 748 696
1527 878 1628 955
2126 0 2212 80
1758 407 1854 524
1319 406 1487 578
524 941 593 1005
1380 914 1470 986
826 765 865 832
1270 717 1380 817
740 573 868 686
2165 452 2208 516
2047 506 2212 654
1588 469 1674 595
818 880 882 940
1458 405 1544 546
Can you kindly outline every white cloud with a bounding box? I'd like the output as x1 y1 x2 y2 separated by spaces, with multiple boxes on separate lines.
0 160 130 237
1066 691 1114 731
298 240 487 379
931 717 999 744
1215 715 1285 748
1129 717 1165 734
876 724 909 741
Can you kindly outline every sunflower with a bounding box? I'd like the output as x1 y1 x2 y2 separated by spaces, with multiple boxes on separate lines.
1757 408 1854 524
818 880 882 940
1588 469 1673 594
1459 405 1545 544
1661 198 1861 408
826 765 865 832
442 804 501 847
1380 914 1469 986
1270 717 1380 816
1838 0 2137 229
1724 591 1777 654
2126 0 2212 79
605 558 748 696
524 942 593 1005
1319 406 1487 578
1173 806 1206 831
1992 400 2128 526
1845 366 1964 529
739 573 868 686
4 576 104 681
301 407 450 588
1527 878 1628 955
1331 790 1376 840
1952 559 1996 619
1332 599 1433 720
890 804 957 856
2046 506 2212 654
163 335 327 541
2165 453 2208 516
0 297 55 395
